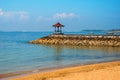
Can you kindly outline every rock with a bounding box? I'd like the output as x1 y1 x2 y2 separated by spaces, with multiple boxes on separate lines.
29 34 120 47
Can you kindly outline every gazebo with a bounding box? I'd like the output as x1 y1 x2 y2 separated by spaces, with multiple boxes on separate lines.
52 22 64 34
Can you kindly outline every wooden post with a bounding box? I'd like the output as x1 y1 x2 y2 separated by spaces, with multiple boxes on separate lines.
60 27 62 32
55 27 57 32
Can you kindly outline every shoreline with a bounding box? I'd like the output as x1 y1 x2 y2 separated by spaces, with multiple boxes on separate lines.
10 60 120 80
1 59 119 79
0 60 112 79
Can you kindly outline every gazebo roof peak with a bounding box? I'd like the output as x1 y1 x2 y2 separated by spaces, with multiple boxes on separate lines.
53 22 64 27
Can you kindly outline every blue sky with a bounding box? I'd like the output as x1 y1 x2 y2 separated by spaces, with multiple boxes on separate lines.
0 0 120 32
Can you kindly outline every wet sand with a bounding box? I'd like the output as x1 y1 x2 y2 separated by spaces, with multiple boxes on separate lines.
11 61 120 80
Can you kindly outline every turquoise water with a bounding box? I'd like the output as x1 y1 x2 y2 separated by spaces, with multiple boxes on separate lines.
0 32 120 75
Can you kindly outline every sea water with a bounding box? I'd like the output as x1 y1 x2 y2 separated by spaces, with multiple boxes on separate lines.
0 31 120 75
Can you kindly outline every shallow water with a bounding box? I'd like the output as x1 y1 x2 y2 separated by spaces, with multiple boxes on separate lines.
0 32 120 76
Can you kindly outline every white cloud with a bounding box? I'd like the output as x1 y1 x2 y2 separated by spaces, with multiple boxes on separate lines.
19 11 29 20
53 12 77 19
4 12 15 18
37 16 43 21
0 8 29 20
0 8 4 16
0 9 14 18
19 14 28 20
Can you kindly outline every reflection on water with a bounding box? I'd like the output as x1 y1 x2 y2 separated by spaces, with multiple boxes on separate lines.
46 44 120 54
43 44 120 65
61 45 120 54
52 45 62 61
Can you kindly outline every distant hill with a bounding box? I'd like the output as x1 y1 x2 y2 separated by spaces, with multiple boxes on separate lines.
109 29 120 32
82 30 104 32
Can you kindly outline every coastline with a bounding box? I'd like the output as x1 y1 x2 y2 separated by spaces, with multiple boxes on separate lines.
11 60 120 80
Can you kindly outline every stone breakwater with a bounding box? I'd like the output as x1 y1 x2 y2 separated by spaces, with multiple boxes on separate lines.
30 34 120 47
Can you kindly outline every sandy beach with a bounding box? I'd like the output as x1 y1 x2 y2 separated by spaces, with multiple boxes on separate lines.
11 61 120 80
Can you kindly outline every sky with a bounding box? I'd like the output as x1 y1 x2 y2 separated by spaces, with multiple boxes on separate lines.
0 0 120 32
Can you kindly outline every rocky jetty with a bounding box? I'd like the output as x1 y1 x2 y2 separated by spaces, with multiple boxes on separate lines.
30 34 120 47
